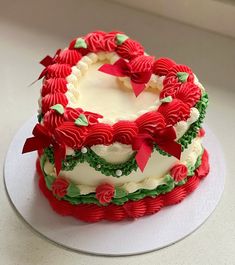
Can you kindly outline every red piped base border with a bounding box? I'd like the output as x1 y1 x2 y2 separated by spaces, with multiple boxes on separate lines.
37 149 209 222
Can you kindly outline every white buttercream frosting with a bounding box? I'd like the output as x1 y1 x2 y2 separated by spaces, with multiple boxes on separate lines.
91 143 133 164
175 107 200 139
44 137 203 195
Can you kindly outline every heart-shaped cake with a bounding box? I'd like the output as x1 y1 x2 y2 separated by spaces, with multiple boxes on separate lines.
23 31 209 222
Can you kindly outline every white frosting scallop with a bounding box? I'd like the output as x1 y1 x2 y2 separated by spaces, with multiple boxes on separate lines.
91 143 133 164
175 108 200 139
189 107 200 123
194 74 205 92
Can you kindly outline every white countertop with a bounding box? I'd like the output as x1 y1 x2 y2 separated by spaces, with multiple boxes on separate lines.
0 0 235 264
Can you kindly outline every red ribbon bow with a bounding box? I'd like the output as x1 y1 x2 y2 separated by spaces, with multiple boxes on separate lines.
98 58 152 97
132 126 182 172
22 123 65 175
29 49 61 86
37 49 61 80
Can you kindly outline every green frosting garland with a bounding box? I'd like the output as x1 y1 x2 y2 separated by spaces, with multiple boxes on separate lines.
41 150 203 206
43 92 208 177
179 92 208 151
45 147 138 177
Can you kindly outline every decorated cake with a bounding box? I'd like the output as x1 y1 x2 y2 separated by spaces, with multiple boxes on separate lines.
23 31 209 222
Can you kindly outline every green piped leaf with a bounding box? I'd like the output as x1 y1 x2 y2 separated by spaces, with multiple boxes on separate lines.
50 104 64 114
75 114 88 126
67 183 80 197
164 174 174 185
45 175 55 190
64 195 81 205
114 187 127 198
176 179 187 186
74 38 87 49
116 34 129 45
177 72 189 83
160 96 172 103
187 166 195 176
37 113 43 122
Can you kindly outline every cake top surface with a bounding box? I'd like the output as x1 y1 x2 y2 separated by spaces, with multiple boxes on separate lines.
23 30 207 174
67 55 159 121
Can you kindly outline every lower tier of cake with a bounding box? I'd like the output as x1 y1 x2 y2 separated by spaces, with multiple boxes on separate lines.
37 148 209 222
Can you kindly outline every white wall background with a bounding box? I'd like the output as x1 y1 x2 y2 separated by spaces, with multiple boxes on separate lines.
112 0 235 38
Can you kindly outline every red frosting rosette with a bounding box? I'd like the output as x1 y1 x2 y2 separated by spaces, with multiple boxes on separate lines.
56 49 82 65
43 109 66 130
41 78 68 97
170 164 188 182
96 183 115 204
116 38 144 59
51 178 69 198
46 63 72 78
153 57 176 76
41 93 68 114
135 111 166 134
54 122 88 149
113 121 138 145
158 99 191 126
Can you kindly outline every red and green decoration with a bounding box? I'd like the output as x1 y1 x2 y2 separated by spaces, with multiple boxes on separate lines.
23 30 206 174
37 149 210 222
40 148 205 207
43 171 129 206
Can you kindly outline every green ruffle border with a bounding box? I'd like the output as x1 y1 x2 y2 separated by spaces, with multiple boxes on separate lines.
41 150 203 206
43 92 208 177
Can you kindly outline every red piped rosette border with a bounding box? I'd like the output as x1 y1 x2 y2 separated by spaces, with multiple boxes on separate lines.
38 31 202 150
37 149 209 222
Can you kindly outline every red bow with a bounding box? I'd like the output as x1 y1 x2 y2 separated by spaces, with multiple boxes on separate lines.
29 49 61 86
98 58 152 97
22 123 66 175
37 49 61 80
133 126 182 172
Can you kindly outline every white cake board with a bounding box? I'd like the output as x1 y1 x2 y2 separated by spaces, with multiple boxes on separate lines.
4 117 225 256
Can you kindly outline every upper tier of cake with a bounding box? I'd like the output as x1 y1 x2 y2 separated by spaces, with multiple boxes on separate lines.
23 30 208 176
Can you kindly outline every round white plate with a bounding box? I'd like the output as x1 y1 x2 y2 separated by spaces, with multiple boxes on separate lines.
4 117 225 256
